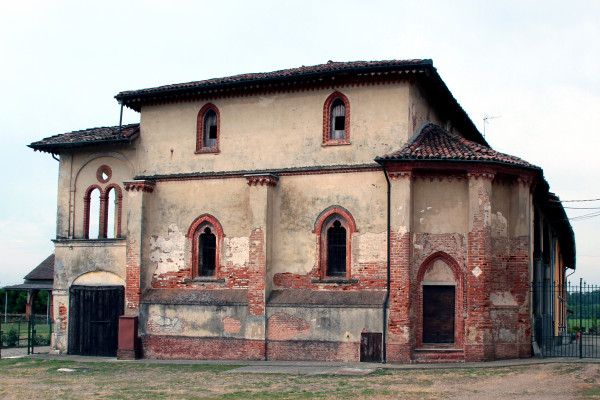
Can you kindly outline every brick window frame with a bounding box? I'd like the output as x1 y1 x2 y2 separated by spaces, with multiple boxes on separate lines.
103 184 123 238
187 214 224 278
313 206 356 279
96 165 112 183
415 251 465 349
322 92 350 145
84 184 123 239
83 185 103 239
196 103 221 154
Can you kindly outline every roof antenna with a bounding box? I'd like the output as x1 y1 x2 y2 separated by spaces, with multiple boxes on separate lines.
483 114 501 137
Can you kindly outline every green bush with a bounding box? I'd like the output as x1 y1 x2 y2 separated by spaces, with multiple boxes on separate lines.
33 334 50 346
4 327 19 347
571 325 581 333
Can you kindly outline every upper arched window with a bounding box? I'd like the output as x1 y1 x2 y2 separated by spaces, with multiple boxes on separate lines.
187 214 224 277
323 92 350 145
196 103 220 153
314 206 356 278
84 186 102 239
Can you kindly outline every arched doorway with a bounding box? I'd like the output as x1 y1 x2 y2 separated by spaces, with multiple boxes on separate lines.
417 253 465 348
68 272 125 356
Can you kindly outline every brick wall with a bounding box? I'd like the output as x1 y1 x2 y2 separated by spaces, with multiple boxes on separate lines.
267 340 359 361
142 335 266 360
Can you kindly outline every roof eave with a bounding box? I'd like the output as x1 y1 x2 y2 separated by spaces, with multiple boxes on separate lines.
28 134 138 154
375 157 540 171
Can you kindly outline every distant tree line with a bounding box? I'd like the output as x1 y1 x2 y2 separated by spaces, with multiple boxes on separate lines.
0 289 49 315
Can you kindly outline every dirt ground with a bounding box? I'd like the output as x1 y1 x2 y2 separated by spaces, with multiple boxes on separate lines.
0 359 599 399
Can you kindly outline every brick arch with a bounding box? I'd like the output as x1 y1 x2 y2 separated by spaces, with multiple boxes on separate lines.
416 251 464 284
322 91 350 144
312 205 357 234
187 214 225 278
415 251 465 348
196 103 221 153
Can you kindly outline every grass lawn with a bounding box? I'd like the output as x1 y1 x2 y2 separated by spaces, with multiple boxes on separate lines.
1 322 51 347
0 358 599 399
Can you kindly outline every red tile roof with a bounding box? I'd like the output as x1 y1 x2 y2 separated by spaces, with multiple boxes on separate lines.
28 123 139 153
117 59 431 98
377 123 538 169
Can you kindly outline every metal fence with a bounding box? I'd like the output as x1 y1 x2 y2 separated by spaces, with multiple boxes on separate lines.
533 280 600 358
0 314 52 355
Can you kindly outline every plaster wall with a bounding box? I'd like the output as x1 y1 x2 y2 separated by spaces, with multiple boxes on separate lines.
66 151 136 239
136 84 410 176
409 82 446 135
272 172 387 276
412 178 468 234
53 240 127 290
139 303 250 338
267 306 382 342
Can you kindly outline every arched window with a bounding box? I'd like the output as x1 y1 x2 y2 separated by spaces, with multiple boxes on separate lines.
196 103 220 153
326 220 347 276
85 187 101 239
199 226 216 276
314 206 356 278
323 92 350 145
106 187 116 238
83 181 123 240
103 185 122 239
187 214 224 278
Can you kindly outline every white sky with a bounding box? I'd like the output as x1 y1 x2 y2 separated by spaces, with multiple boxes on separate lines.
1 0 598 285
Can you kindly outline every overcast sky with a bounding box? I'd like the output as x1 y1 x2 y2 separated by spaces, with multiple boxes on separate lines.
1 0 598 286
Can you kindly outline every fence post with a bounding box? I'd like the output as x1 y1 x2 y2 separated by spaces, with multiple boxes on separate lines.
580 278 583 359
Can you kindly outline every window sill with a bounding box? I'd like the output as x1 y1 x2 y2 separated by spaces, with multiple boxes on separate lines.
322 141 351 147
184 277 225 283
195 148 220 154
311 278 358 285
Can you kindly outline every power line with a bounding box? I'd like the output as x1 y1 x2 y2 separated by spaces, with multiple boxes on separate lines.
549 198 600 203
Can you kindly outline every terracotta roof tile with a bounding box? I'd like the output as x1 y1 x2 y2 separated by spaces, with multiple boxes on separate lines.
29 123 139 152
377 123 538 169
117 59 430 98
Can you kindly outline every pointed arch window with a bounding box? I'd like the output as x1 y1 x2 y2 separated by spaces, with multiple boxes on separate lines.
196 103 220 153
187 214 224 278
314 206 356 279
323 92 350 145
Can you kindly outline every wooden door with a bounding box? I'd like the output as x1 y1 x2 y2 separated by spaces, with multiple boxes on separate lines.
423 285 455 344
68 285 124 356
360 332 382 362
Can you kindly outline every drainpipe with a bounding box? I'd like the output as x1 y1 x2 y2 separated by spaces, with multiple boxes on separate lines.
118 102 124 139
382 166 391 363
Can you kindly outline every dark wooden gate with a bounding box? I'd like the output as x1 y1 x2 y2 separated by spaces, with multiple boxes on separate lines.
68 285 124 356
360 332 382 362
423 285 455 344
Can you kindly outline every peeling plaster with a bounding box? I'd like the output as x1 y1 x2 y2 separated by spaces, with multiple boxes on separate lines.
147 314 184 333
490 291 518 306
225 237 250 267
356 232 386 263
491 211 508 237
258 96 277 107
150 223 185 276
